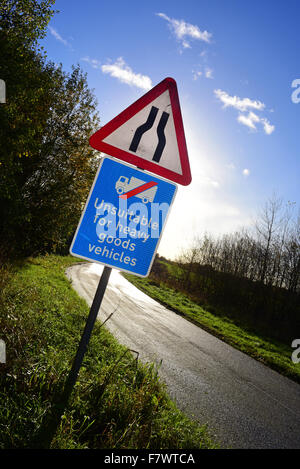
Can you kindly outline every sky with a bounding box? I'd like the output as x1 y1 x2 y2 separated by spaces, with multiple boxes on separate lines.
41 0 300 259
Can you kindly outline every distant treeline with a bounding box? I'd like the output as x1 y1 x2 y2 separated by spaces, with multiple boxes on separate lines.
0 0 100 259
181 198 299 294
153 197 300 343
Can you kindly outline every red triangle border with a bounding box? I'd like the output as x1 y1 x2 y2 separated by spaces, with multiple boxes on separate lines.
89 77 191 186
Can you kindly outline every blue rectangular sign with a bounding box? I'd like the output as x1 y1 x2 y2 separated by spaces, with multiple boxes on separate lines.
70 157 177 277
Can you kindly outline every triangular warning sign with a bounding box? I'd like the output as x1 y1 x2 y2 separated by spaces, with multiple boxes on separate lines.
89 77 191 186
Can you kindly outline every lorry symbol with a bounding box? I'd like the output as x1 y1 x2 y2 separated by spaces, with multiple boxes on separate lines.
115 176 157 204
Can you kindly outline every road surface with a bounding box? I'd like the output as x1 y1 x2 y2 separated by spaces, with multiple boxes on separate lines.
66 262 300 449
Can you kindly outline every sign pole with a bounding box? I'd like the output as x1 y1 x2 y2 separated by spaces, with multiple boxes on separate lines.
62 265 112 401
35 266 112 448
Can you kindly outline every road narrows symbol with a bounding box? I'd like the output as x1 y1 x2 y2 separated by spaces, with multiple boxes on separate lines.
129 106 159 152
153 111 169 163
129 106 170 163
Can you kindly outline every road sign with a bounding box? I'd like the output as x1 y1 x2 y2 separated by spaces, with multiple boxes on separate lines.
89 77 191 186
70 157 177 277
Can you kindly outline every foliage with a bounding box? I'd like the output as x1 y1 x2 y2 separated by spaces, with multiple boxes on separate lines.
0 0 56 47
18 64 100 255
0 255 217 449
0 0 100 258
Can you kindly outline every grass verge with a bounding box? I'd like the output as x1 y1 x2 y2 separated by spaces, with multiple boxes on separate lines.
0 255 217 449
123 274 300 385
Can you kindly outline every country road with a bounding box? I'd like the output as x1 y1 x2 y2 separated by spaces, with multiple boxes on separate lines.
66 262 300 449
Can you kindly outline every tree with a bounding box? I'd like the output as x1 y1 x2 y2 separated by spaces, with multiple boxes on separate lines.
284 213 300 292
0 0 56 47
177 237 201 289
21 64 100 254
255 195 283 284
0 0 56 255
0 0 100 256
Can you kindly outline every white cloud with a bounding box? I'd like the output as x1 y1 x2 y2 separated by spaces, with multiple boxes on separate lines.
101 58 152 91
192 70 202 80
157 12 212 49
205 67 213 79
214 89 265 112
242 168 250 177
182 40 191 49
214 89 275 135
237 111 260 130
48 26 70 47
261 118 275 135
81 56 101 69
192 67 213 80
237 112 275 135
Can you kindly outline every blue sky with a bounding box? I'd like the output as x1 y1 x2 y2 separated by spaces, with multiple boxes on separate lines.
41 0 300 259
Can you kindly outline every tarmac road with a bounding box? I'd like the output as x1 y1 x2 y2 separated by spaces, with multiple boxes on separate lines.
66 262 300 449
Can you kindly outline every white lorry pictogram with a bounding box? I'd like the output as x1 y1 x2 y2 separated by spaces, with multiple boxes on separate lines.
115 176 157 204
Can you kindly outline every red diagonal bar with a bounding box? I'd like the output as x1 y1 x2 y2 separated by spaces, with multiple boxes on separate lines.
119 181 158 199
